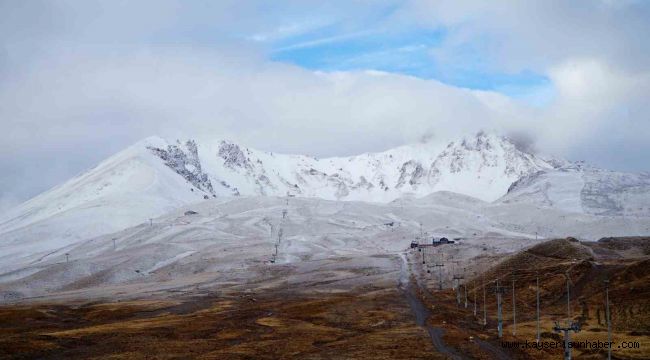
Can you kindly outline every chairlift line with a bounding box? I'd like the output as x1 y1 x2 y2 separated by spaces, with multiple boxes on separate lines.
403 230 618 356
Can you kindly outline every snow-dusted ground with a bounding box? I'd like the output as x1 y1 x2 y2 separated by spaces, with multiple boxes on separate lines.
500 164 650 217
1 132 648 272
0 133 557 268
0 137 209 258
1 194 648 302
0 132 648 302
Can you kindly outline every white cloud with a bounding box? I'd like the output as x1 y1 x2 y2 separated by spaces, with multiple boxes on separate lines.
0 0 649 209
539 58 650 157
0 46 526 203
398 0 650 168
403 0 650 73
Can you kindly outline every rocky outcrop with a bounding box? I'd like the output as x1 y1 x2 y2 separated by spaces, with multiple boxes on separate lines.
147 140 214 194
148 132 566 202
218 141 251 170
396 161 425 188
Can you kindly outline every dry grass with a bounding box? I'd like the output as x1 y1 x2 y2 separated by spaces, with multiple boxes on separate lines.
0 289 437 359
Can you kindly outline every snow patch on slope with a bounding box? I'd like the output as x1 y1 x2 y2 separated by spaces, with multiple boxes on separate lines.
1 196 648 300
2 131 648 276
500 164 650 216
0 136 209 266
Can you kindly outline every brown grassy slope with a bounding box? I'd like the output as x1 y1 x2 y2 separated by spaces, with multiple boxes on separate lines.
469 238 650 332
0 288 440 360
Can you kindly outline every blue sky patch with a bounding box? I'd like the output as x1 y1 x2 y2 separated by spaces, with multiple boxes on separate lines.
266 26 554 105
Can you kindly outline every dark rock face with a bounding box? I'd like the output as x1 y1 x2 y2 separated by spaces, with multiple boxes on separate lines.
506 170 546 194
144 132 557 201
218 141 251 170
255 174 276 195
147 140 214 194
396 160 424 188
352 176 374 191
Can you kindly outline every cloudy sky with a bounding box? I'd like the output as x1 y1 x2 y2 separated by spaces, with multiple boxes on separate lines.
1 0 649 210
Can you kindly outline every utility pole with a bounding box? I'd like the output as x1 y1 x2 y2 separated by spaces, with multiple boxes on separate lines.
448 257 454 281
462 267 468 308
473 278 477 316
497 279 503 338
271 243 278 263
604 279 612 360
554 321 581 360
267 218 276 264
494 278 505 338
437 264 444 290
536 271 541 344
555 267 580 360
483 275 487 326
566 270 572 321
453 274 465 306
65 253 69 263
435 252 444 290
512 271 517 336
450 259 460 288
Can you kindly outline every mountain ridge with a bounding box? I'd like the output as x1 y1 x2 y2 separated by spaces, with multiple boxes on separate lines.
1 131 648 255
142 131 557 203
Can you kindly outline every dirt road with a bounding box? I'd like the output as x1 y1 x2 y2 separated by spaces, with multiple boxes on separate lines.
399 253 467 360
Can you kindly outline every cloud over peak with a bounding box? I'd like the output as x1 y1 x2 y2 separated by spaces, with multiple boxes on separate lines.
0 0 649 211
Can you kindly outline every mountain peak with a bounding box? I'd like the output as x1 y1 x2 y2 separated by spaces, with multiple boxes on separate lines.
3 132 648 270
134 132 553 203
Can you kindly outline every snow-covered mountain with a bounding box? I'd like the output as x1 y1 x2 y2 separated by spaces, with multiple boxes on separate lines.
499 162 650 217
1 132 649 297
0 131 648 264
146 131 556 202
0 137 210 258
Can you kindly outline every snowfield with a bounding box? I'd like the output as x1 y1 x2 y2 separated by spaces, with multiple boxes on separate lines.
0 132 649 302
0 195 648 302
0 137 208 253
500 163 650 216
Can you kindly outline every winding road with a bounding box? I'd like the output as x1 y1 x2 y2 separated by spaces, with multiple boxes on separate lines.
398 253 466 360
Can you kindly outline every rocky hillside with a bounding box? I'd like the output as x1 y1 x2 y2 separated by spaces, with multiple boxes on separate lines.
147 132 557 203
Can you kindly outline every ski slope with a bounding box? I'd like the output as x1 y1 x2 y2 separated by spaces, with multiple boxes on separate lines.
0 137 208 259
0 132 649 302
1 195 648 301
